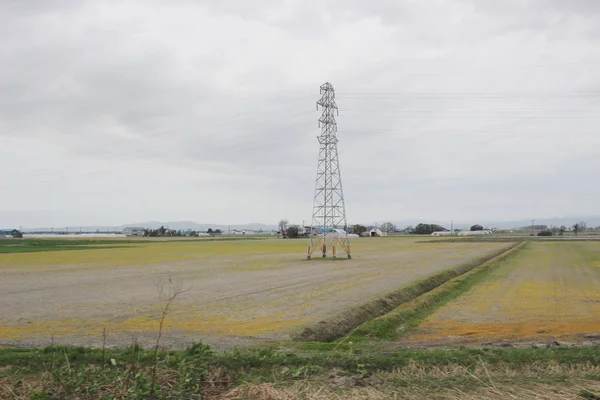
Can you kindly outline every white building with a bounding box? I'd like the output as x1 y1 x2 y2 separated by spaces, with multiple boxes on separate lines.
313 228 359 238
457 230 492 236
331 228 359 238
369 228 384 237
122 227 146 236
431 231 453 236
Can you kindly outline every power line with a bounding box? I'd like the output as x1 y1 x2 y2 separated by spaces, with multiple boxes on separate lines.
340 90 600 95
3 83 599 190
342 108 598 112
366 58 600 79
339 93 600 99
341 114 600 119
339 129 600 137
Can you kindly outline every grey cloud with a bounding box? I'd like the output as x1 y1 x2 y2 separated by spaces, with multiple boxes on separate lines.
474 0 600 16
1 0 83 16
1 0 600 227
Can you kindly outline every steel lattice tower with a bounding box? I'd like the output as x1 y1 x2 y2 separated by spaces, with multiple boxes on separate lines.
307 82 351 260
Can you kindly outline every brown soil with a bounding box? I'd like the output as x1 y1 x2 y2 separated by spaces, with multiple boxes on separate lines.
0 239 507 349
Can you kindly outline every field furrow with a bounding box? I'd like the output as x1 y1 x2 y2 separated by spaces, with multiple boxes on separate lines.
399 241 600 347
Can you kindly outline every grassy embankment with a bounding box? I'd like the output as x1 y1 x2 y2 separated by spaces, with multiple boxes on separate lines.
2 344 600 399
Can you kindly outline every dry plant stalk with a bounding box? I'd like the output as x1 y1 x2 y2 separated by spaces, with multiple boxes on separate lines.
150 275 191 397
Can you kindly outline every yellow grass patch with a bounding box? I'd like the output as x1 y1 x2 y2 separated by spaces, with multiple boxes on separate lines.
0 311 311 339
0 240 302 270
405 241 600 344
0 237 511 346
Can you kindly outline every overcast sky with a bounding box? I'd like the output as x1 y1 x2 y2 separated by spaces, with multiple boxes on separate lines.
1 0 600 228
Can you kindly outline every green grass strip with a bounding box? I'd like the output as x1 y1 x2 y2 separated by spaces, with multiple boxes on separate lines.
349 241 527 342
0 237 267 254
293 242 523 343
0 245 136 254
2 343 600 374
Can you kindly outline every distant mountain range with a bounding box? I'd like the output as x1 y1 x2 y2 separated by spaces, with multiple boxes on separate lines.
21 217 600 233
119 221 279 232
390 217 600 230
22 221 279 233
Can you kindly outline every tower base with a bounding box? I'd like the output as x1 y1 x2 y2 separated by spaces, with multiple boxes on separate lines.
307 234 351 260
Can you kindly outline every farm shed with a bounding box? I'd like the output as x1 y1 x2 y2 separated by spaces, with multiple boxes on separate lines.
0 229 23 238
369 228 384 237
458 230 492 236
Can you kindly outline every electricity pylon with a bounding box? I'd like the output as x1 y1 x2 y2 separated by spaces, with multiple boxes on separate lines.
307 82 351 260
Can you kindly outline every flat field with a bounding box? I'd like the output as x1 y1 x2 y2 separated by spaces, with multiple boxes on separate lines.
0 237 508 349
401 241 600 347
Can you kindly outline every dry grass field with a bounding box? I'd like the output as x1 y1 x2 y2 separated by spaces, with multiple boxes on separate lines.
0 237 508 349
401 241 600 347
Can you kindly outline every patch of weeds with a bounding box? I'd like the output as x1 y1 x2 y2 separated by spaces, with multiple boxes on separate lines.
580 389 600 399
3 344 600 398
29 392 49 400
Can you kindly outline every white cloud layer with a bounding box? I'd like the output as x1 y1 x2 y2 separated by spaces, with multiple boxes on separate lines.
1 0 600 227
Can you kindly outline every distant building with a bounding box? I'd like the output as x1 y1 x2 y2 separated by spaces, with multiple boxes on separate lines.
298 226 358 238
369 228 384 237
328 228 359 238
401 227 414 234
458 230 492 236
431 231 453 236
0 229 23 238
122 227 146 236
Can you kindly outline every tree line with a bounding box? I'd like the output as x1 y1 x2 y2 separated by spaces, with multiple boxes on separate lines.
277 219 596 238
277 220 449 237
537 221 589 236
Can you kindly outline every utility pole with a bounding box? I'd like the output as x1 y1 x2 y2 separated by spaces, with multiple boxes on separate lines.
307 82 351 260
451 220 453 235
531 219 534 236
